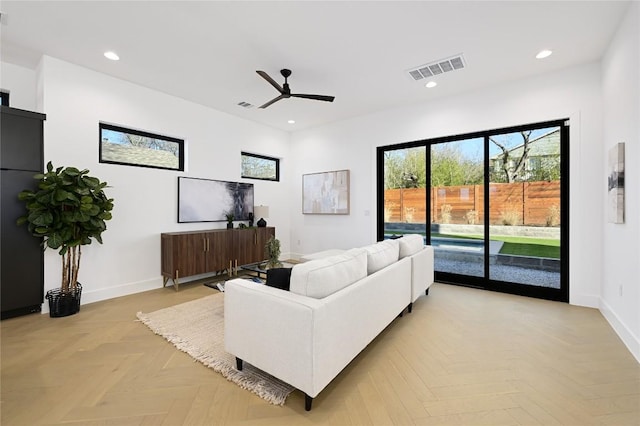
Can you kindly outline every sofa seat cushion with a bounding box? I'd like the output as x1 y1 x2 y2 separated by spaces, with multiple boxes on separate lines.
289 248 367 298
363 239 400 275
399 234 424 258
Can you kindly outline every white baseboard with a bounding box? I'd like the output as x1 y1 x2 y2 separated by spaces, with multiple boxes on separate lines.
41 277 162 314
569 292 600 308
600 298 640 363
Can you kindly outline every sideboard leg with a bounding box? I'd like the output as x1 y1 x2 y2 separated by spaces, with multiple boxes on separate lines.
305 394 313 411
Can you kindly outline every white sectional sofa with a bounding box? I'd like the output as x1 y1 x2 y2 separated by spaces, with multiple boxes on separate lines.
224 235 434 410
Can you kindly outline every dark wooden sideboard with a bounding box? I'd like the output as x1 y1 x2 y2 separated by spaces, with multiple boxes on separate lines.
161 227 275 290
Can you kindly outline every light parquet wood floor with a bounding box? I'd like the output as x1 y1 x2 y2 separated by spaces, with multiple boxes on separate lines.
1 282 638 425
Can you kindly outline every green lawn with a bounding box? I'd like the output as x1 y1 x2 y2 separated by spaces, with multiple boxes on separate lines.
387 231 560 259
435 233 560 258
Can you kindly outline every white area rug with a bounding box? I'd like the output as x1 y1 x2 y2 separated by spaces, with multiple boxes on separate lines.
136 293 294 405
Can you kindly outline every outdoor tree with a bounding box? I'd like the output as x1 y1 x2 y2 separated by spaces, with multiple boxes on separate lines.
490 130 560 183
489 131 533 183
430 144 483 187
124 134 179 156
384 145 483 189
384 148 426 189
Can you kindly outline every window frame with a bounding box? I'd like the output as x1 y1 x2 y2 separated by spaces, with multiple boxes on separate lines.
0 91 10 106
241 151 280 181
99 122 185 171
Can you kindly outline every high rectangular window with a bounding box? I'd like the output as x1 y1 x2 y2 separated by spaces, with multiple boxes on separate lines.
241 152 279 181
99 123 184 171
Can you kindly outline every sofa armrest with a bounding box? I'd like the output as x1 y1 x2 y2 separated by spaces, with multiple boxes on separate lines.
410 245 434 303
224 279 324 395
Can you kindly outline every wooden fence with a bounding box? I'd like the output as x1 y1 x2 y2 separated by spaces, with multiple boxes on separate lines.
384 181 561 226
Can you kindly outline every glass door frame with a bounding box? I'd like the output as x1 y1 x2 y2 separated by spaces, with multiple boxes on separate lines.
377 119 569 302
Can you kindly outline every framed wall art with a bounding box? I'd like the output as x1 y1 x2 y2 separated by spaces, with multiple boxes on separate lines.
178 177 254 223
607 142 625 224
302 169 350 215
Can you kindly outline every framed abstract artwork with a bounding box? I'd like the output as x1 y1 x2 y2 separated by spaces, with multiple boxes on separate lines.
607 142 625 224
302 169 350 215
178 177 254 223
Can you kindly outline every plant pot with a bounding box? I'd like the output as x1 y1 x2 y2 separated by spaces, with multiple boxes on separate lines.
46 283 82 318
226 222 233 229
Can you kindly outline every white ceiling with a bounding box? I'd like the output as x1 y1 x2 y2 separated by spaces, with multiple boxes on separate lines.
0 1 631 132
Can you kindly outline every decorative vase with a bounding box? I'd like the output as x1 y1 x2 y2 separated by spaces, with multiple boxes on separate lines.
46 283 82 317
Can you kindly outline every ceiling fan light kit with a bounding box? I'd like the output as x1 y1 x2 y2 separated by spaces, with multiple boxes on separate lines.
256 69 335 109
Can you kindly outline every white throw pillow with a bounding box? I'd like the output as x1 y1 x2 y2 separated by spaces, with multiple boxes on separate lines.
289 248 367 298
363 239 399 275
398 234 424 258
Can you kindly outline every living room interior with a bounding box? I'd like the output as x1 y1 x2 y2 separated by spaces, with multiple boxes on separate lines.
1 1 638 424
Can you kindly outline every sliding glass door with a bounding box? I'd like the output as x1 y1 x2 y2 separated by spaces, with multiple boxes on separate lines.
377 120 568 302
429 137 485 279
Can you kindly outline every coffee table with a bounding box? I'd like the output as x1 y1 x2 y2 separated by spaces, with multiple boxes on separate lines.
240 260 295 279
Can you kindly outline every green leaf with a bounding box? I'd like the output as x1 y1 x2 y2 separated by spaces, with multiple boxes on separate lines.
46 161 53 173
64 167 80 176
47 233 64 249
17 190 34 201
29 211 53 226
54 189 70 202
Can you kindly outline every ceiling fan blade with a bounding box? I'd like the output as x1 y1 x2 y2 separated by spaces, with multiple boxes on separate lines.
292 93 335 103
259 94 287 109
256 70 284 93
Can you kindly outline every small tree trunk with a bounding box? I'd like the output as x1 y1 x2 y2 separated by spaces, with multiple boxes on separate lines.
62 250 70 293
72 246 81 290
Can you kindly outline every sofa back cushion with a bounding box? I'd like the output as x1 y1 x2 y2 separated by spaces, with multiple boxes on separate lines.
363 239 400 275
289 248 367 298
398 234 424 259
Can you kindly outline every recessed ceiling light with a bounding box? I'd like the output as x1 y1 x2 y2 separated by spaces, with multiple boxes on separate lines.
287 120 295 124
536 49 552 59
425 81 437 88
104 51 120 61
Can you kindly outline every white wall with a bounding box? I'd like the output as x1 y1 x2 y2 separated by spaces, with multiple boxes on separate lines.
291 63 604 311
601 2 640 361
0 61 38 111
10 56 291 308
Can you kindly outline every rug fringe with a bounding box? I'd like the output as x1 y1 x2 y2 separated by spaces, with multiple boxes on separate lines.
136 311 292 406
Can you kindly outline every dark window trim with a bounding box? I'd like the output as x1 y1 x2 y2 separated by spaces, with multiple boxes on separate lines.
241 151 280 181
0 91 10 106
99 122 185 171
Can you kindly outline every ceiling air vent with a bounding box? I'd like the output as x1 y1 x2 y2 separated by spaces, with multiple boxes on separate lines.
407 54 466 81
237 101 254 108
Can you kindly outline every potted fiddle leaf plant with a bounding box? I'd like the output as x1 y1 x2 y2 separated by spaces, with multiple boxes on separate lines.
264 236 282 269
17 162 114 317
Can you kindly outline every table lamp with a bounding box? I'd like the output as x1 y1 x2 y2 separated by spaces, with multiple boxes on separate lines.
254 205 269 227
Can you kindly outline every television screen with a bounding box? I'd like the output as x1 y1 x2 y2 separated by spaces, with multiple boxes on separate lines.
178 177 254 223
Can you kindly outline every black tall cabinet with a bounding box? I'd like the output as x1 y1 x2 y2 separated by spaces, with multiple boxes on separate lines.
1 106 46 319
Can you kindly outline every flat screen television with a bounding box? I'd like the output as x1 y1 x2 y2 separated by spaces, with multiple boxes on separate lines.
178 177 254 223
